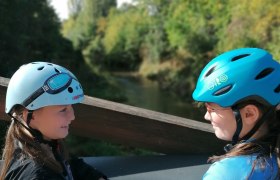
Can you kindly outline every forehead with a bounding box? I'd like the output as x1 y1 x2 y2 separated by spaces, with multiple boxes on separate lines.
205 102 218 107
39 105 67 112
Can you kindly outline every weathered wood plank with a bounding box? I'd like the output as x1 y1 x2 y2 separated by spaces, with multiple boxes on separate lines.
0 77 9 121
0 76 225 154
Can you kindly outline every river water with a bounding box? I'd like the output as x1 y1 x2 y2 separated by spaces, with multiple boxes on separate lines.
114 73 205 121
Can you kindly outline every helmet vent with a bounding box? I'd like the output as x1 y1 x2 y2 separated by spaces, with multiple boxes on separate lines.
214 85 232 96
255 68 274 80
37 66 44 71
205 66 216 77
274 84 280 93
54 68 60 73
231 54 250 61
68 87 73 93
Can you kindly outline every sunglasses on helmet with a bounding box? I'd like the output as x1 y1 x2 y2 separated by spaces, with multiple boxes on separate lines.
22 73 76 107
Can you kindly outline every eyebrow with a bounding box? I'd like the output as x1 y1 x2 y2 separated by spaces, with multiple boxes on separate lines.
205 102 216 107
205 103 211 107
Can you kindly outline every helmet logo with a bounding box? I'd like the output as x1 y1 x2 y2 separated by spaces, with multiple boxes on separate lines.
208 74 228 90
73 94 83 100
42 85 49 91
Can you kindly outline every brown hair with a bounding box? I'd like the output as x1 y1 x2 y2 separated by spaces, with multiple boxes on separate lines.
0 106 67 180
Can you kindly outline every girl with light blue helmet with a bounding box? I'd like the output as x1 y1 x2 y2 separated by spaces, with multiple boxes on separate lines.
193 48 280 179
1 62 107 180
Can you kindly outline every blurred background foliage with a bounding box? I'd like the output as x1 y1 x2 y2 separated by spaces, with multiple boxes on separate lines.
1 0 280 156
62 0 280 98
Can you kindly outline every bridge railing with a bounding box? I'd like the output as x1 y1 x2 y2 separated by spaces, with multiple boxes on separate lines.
0 76 224 154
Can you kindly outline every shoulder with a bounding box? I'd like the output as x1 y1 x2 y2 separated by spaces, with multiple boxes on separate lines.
69 157 107 180
203 154 278 180
6 156 63 180
203 156 253 180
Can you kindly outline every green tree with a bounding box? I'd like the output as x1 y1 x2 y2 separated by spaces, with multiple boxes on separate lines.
0 0 81 77
62 0 116 50
102 7 149 70
216 0 280 56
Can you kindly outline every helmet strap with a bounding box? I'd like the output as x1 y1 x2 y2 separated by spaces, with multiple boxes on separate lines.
8 113 72 177
224 105 274 152
26 110 33 126
241 106 274 141
231 106 243 145
224 107 242 152
8 112 53 145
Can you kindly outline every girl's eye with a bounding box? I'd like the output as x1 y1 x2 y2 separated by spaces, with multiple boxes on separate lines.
60 108 67 112
205 105 213 111
206 107 215 112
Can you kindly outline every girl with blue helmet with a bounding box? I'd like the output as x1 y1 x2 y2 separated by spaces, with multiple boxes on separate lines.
1 62 107 180
193 48 280 179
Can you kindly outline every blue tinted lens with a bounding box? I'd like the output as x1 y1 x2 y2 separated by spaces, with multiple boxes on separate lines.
47 73 71 90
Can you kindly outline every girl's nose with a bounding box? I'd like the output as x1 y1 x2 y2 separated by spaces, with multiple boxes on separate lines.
204 111 211 122
68 105 75 122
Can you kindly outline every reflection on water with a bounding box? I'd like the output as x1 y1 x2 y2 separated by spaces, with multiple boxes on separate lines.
114 73 205 121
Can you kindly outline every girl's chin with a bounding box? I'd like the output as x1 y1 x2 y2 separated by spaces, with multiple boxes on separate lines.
60 132 69 139
214 132 231 141
55 131 69 139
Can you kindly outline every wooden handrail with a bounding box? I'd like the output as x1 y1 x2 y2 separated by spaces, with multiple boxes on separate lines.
0 76 224 154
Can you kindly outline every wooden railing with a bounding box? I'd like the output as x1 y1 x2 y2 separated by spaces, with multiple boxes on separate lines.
0 76 224 154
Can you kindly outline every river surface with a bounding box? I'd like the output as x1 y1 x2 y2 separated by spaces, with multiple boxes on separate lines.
113 73 205 121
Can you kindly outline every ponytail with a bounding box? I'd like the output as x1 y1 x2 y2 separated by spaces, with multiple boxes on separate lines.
0 106 65 180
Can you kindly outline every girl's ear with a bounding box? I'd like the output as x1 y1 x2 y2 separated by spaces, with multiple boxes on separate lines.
241 105 260 125
22 109 28 123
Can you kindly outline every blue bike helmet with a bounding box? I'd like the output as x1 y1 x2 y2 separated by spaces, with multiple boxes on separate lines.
193 48 280 107
5 62 84 114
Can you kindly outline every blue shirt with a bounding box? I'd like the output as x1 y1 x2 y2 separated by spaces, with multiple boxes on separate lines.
203 154 278 180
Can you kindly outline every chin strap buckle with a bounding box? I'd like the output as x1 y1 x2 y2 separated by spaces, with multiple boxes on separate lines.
224 143 233 152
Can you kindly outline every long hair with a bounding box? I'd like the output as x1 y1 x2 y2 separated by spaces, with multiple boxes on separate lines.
0 106 67 180
208 100 280 170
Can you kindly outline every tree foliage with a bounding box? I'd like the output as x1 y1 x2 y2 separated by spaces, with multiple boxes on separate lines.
217 0 280 54
61 0 280 99
0 0 82 77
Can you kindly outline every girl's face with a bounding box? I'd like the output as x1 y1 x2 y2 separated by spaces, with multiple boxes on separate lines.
204 102 263 141
30 105 75 140
204 103 237 141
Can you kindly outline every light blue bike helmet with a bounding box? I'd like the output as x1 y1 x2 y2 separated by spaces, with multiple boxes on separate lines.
5 62 84 114
193 48 280 107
